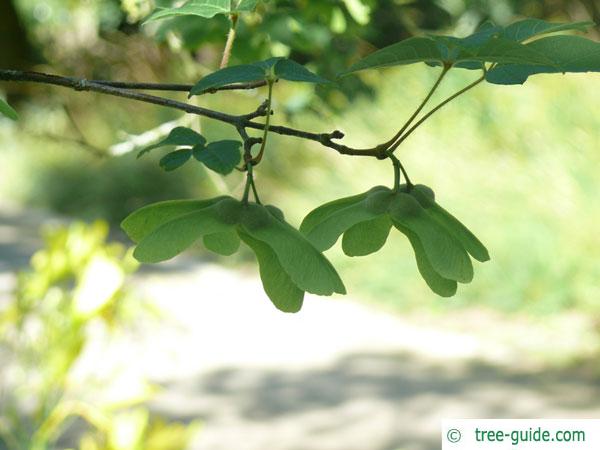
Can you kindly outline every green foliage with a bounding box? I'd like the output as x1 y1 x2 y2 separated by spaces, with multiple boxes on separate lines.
0 98 18 120
301 185 488 296
159 148 193 171
190 57 331 95
138 127 206 158
342 35 553 75
78 408 201 450
193 140 242 174
500 19 593 42
343 17 597 79
145 0 259 22
121 197 345 312
487 35 600 85
139 127 241 174
0 222 198 449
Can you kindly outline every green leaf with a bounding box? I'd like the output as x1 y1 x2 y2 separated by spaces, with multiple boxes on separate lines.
190 64 267 95
343 37 447 74
393 221 457 297
133 205 233 263
239 231 304 313
299 187 387 235
343 34 554 75
487 35 600 85
242 211 346 296
145 0 259 22
193 140 241 174
341 215 392 257
190 58 329 95
273 59 331 84
121 198 225 242
409 187 489 263
389 194 473 283
235 0 259 12
203 231 241 256
138 127 205 158
0 98 18 121
455 36 555 66
159 149 193 171
501 19 593 42
304 200 384 251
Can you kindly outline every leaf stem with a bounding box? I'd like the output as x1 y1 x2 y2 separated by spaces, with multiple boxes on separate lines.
250 175 261 204
251 79 274 164
242 163 253 204
380 65 450 151
220 14 239 69
387 151 412 191
390 73 485 152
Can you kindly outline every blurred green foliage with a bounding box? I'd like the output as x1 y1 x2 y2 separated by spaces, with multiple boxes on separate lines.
0 222 199 449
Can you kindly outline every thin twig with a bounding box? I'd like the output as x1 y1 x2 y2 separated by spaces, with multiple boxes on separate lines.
64 79 267 93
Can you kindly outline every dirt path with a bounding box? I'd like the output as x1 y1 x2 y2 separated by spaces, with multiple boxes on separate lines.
1 207 599 450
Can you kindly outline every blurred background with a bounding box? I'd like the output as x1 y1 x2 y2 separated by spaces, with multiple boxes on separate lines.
1 0 600 449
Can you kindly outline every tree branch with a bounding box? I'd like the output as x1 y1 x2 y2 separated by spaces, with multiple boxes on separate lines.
0 69 378 157
62 78 267 93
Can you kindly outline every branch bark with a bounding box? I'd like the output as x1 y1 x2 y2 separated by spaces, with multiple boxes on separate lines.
0 69 378 157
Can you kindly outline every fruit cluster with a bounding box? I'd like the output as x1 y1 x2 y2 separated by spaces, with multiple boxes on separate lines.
301 185 489 297
121 197 345 312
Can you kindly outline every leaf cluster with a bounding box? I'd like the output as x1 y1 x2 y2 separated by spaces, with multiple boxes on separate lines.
344 18 600 85
138 127 242 175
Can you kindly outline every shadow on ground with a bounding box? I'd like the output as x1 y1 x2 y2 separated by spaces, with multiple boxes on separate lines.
152 352 600 450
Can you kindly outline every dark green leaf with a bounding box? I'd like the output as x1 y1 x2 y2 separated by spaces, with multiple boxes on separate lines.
159 149 193 171
203 231 241 256
145 0 259 22
501 19 593 42
487 35 600 85
121 198 224 242
394 221 458 297
0 98 18 121
189 64 266 95
343 34 554 75
190 57 329 95
409 188 489 263
455 36 555 66
304 200 384 251
242 211 346 296
193 140 241 174
134 205 233 263
343 37 447 75
389 194 473 283
273 59 331 84
138 127 205 158
239 231 304 313
342 215 392 257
